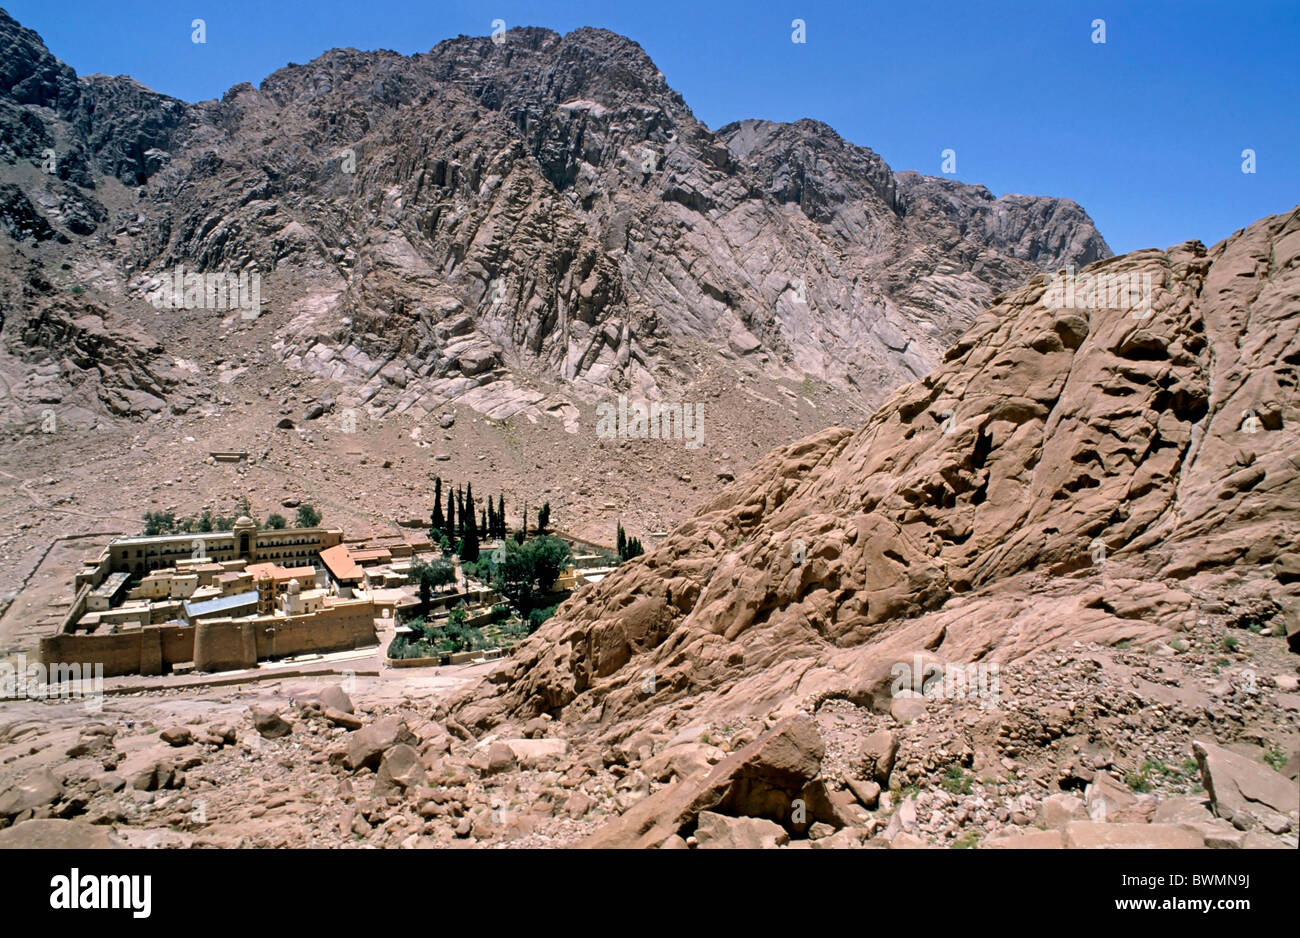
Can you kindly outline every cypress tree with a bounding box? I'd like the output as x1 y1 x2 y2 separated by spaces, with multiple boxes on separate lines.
456 487 465 538
460 484 480 562
431 477 445 535
445 486 455 539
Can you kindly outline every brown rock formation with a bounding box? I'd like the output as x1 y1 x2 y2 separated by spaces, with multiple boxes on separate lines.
453 207 1300 741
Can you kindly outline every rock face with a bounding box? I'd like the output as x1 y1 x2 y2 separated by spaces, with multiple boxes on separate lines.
1193 740 1299 832
0 9 1107 432
453 207 1300 745
579 715 825 848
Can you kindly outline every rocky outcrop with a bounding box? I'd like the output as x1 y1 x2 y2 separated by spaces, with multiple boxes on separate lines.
579 714 825 848
452 207 1300 741
1194 740 1299 833
5 291 174 419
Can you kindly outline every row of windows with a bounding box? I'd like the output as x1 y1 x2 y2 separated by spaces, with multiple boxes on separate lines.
126 546 317 562
121 535 324 560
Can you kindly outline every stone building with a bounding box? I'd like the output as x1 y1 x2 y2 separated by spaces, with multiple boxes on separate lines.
76 518 344 588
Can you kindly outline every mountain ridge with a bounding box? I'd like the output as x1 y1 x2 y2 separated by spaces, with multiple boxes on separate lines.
1 9 1110 433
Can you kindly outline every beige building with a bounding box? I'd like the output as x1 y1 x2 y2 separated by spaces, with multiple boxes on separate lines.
77 518 344 588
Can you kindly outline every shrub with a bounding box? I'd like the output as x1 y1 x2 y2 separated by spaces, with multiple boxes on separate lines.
527 605 557 632
940 766 972 795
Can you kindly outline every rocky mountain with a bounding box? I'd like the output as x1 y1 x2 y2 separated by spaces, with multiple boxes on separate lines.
448 208 1300 846
0 9 1109 435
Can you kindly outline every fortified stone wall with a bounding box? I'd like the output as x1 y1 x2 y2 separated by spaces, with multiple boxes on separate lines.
38 603 378 677
256 603 377 660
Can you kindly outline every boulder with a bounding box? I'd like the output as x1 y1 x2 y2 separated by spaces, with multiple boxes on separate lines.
1193 740 1298 832
846 778 881 809
563 791 594 819
1272 552 1300 584
1061 821 1204 849
694 811 790 849
984 829 1066 849
324 707 364 730
251 708 292 739
857 730 898 785
1083 773 1140 822
484 742 517 776
888 832 927 849
642 742 724 783
502 738 568 770
316 684 355 714
889 693 928 724
345 716 417 771
0 769 63 818
130 759 177 792
376 744 427 794
160 727 193 747
579 715 824 848
0 819 124 849
802 780 870 829
1036 793 1087 829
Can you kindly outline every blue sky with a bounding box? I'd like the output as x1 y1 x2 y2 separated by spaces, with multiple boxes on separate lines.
6 0 1297 254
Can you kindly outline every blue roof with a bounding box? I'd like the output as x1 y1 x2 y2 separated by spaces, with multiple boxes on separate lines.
184 590 259 619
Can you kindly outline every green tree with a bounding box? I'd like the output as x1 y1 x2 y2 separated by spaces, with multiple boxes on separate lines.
460 483 480 562
617 522 644 561
266 513 288 529
142 511 177 536
295 503 322 527
412 558 455 607
537 501 551 535
431 477 445 536
494 535 572 614
527 604 558 633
